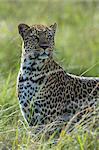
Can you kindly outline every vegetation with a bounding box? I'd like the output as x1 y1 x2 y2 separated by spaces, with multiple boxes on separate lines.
0 1 99 149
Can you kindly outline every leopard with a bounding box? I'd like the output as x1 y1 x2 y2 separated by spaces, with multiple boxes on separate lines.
17 23 99 130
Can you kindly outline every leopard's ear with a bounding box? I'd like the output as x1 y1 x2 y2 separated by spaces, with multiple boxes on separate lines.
50 23 57 33
18 23 30 38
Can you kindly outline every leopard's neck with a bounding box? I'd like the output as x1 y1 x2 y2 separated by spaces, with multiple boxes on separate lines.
20 52 63 80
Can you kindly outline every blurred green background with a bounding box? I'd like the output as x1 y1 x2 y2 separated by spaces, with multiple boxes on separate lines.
0 1 99 149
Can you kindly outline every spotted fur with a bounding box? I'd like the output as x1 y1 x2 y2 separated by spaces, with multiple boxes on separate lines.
17 23 99 126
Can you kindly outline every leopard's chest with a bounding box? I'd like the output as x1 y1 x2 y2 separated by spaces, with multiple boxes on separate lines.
18 76 39 103
17 58 43 104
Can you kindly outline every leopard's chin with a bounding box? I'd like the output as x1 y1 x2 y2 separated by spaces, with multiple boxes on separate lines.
38 53 49 59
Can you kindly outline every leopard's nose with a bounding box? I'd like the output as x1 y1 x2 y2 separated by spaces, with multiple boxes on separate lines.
40 45 49 50
39 41 49 50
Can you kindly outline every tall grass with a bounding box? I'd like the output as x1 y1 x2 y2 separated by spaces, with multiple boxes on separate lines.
0 1 99 149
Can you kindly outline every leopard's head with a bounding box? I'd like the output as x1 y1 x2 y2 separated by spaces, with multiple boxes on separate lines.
18 23 57 59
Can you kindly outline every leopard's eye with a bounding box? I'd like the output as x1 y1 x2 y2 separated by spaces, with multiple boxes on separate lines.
48 31 53 37
35 36 39 41
32 35 39 42
48 33 53 40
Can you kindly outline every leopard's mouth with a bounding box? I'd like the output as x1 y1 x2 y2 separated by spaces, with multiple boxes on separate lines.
39 51 50 59
23 48 51 60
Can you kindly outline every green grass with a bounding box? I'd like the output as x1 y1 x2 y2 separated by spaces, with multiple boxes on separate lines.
0 0 99 149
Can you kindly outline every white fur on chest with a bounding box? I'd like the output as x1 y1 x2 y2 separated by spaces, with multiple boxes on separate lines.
18 73 39 103
17 53 45 119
